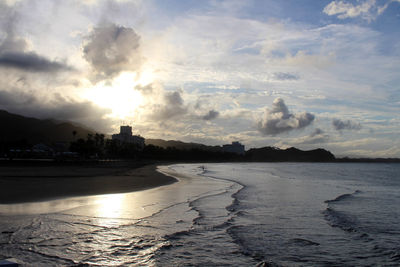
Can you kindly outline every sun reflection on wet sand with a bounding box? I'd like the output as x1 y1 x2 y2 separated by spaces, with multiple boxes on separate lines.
0 165 239 266
0 190 154 219
95 193 126 219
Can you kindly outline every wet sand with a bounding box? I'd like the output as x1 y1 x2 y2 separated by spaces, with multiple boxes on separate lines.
0 161 177 204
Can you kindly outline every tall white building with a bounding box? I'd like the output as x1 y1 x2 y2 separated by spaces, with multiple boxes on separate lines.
112 126 145 149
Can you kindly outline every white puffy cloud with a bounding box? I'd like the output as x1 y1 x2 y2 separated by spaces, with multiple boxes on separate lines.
324 0 376 19
257 98 315 136
83 23 142 81
323 0 400 21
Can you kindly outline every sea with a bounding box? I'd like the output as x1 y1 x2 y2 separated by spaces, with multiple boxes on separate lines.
0 163 399 266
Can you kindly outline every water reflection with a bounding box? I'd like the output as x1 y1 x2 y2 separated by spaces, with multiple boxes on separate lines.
0 196 91 215
0 165 239 266
0 165 228 220
0 190 150 218
95 193 125 218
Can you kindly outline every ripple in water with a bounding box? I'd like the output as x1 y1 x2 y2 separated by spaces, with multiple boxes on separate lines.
1 163 399 266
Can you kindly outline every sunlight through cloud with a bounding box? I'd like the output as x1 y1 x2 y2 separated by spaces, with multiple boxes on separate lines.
83 72 144 119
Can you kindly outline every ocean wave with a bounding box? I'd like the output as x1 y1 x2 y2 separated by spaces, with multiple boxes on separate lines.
323 207 359 233
289 238 320 246
164 230 192 241
226 225 266 261
324 190 362 204
323 207 374 244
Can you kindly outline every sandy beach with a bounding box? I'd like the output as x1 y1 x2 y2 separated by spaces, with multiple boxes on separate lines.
0 161 177 204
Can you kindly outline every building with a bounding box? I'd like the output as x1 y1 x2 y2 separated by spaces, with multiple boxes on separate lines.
222 141 245 155
112 126 145 149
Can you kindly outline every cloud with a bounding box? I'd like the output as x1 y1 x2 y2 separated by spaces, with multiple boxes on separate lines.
323 0 375 19
273 72 299 81
276 128 330 148
136 82 223 122
135 84 154 95
0 33 27 54
0 8 71 73
0 52 71 72
147 90 188 121
257 98 315 135
323 0 400 21
202 109 219 120
332 118 362 131
283 50 335 68
83 23 142 81
310 128 324 137
1 0 22 7
304 128 330 144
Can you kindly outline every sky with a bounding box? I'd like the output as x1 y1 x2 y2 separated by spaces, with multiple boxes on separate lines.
0 0 399 157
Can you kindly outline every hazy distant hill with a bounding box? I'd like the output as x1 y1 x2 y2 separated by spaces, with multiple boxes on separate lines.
145 139 223 152
0 110 95 144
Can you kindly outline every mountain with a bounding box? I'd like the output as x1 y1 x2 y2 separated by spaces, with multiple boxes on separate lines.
245 146 335 162
145 139 336 162
145 139 223 152
0 110 95 145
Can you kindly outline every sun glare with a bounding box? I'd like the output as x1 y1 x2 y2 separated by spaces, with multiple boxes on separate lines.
96 194 126 219
136 67 155 86
84 72 146 119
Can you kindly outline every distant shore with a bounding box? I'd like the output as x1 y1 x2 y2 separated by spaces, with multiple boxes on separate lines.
0 160 177 204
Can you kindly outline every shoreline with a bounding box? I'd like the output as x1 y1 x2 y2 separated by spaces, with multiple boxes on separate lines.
0 161 177 204
2 159 396 205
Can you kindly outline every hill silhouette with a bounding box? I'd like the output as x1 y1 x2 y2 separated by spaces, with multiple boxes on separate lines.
0 110 94 144
145 139 223 152
245 146 335 162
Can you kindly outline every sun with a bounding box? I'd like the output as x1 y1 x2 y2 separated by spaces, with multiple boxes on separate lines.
83 72 146 119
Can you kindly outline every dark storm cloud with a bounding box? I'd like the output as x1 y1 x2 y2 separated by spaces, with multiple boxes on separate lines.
332 118 362 131
0 52 71 72
202 109 219 120
83 23 142 80
273 72 299 81
257 98 315 135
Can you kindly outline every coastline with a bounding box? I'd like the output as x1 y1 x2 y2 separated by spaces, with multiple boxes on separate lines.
0 161 177 204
